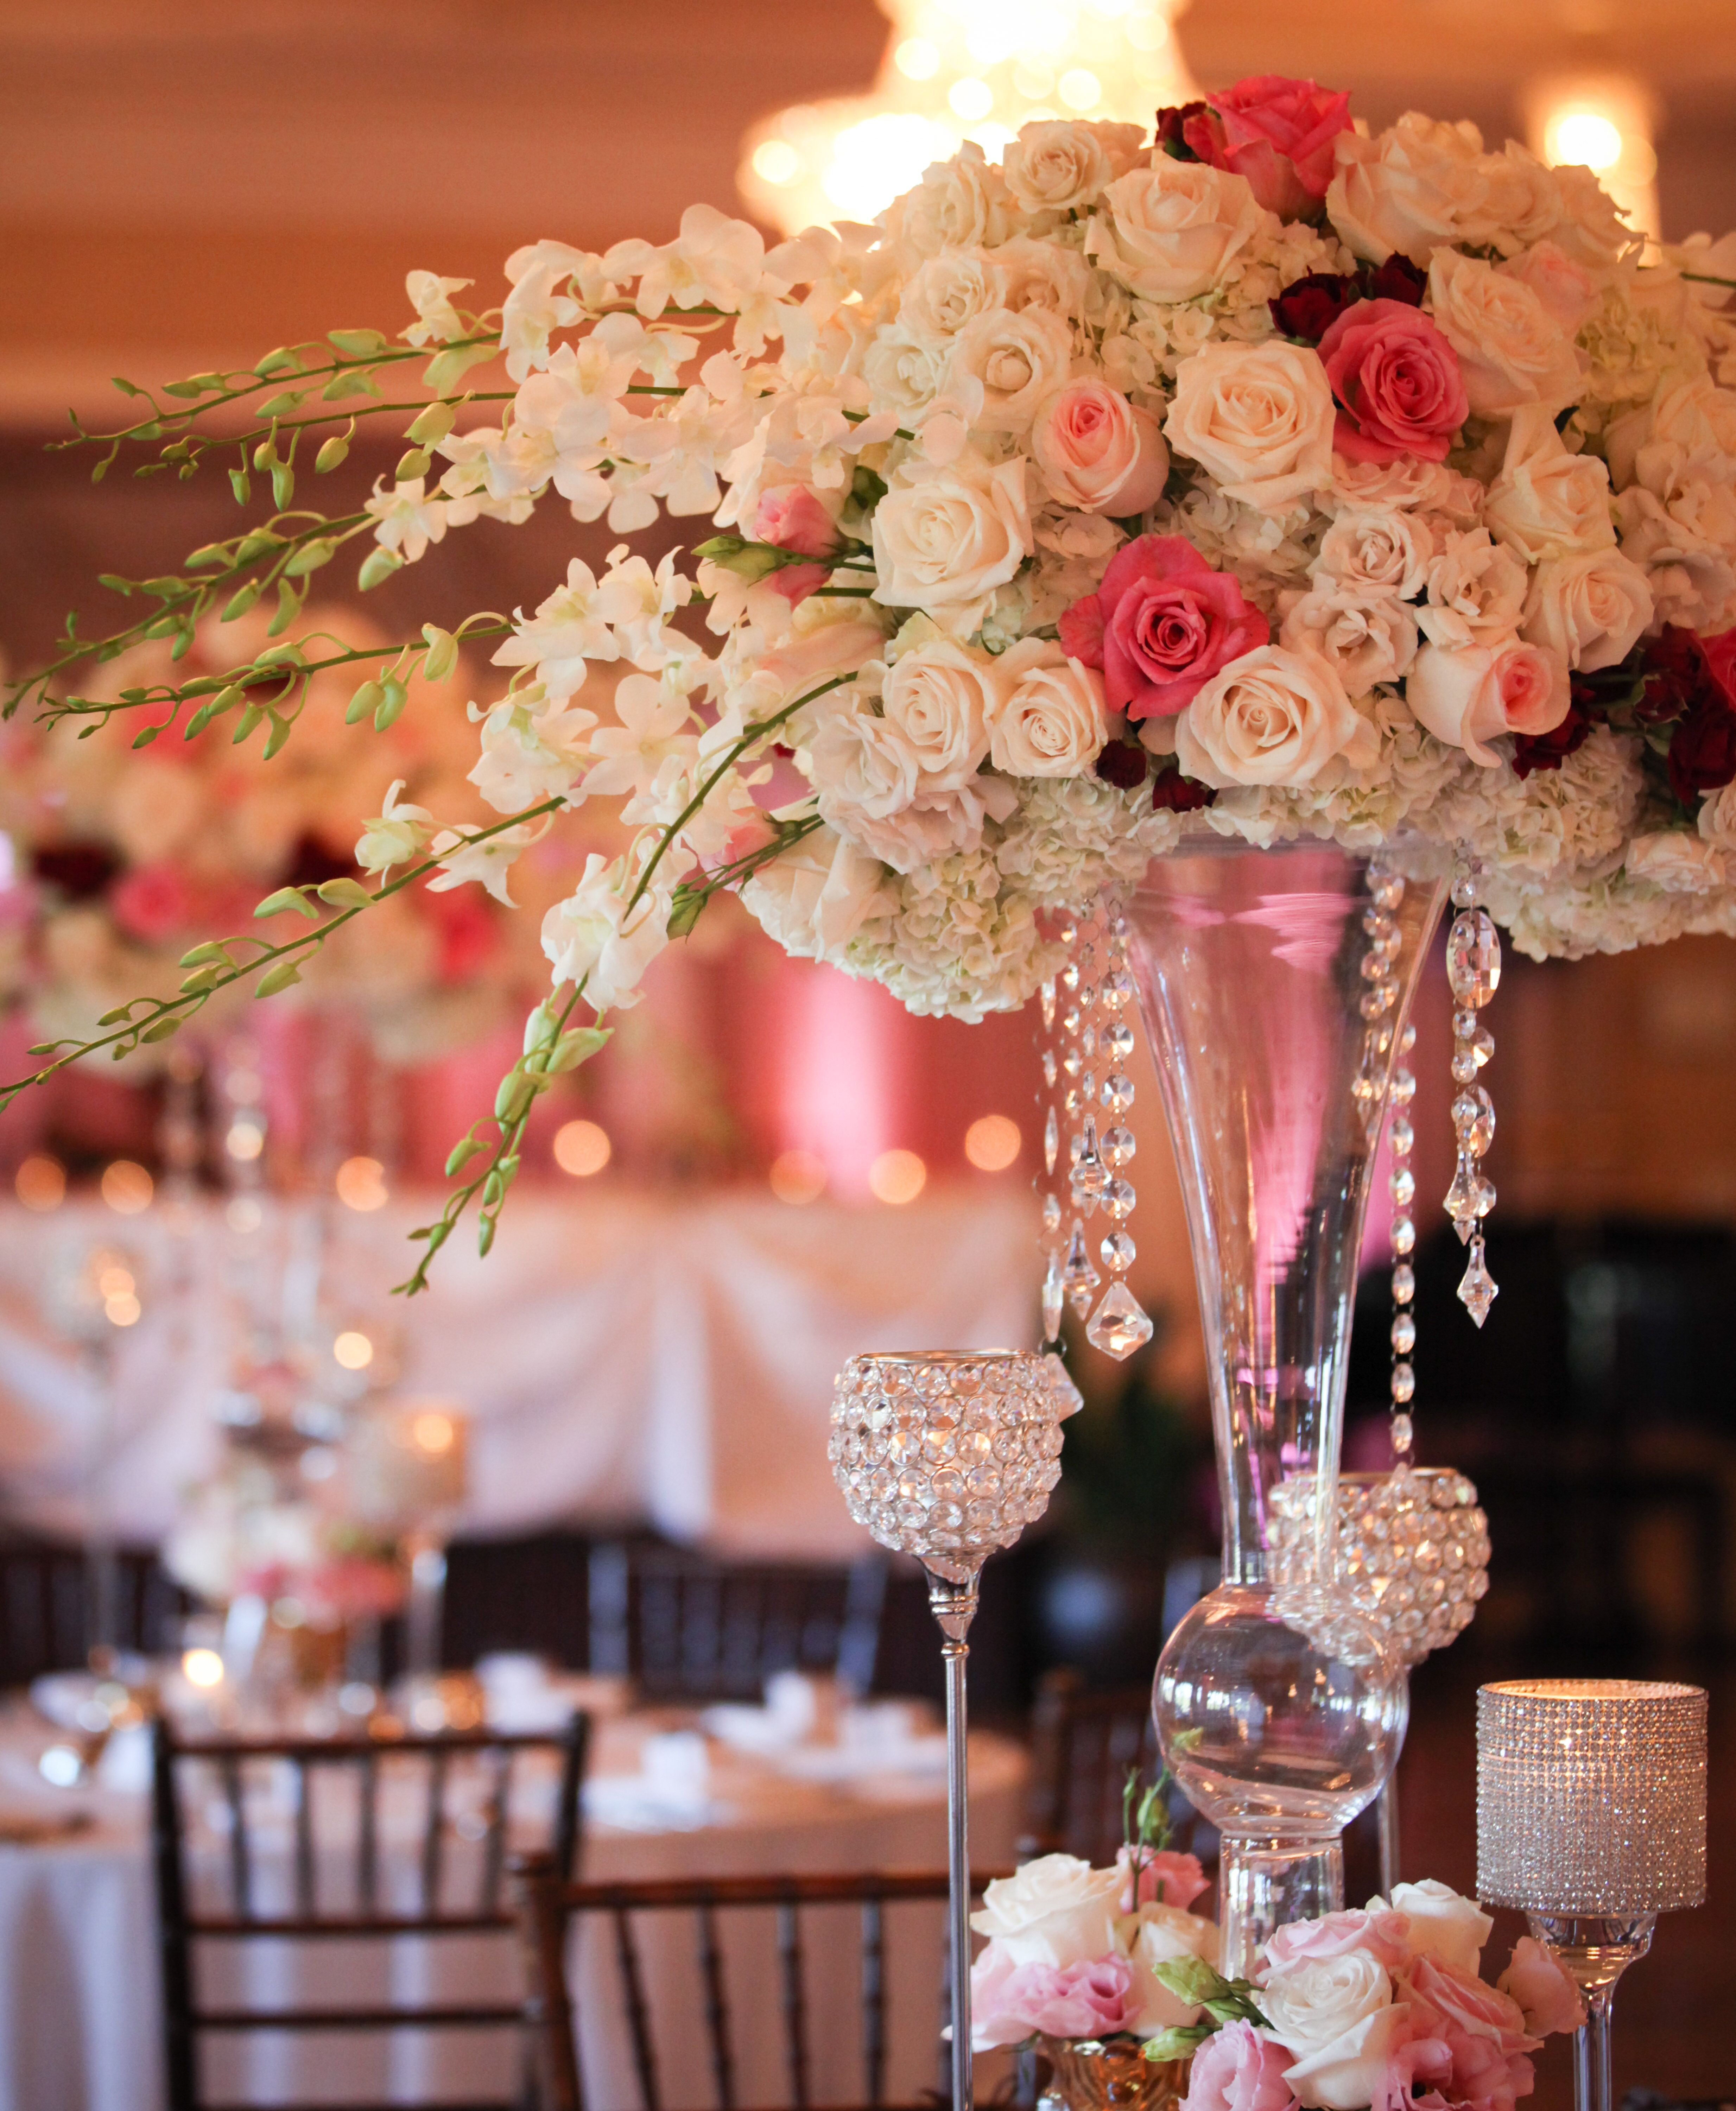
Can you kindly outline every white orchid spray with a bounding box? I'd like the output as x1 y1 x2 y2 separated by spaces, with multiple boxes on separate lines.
7 80 1736 1286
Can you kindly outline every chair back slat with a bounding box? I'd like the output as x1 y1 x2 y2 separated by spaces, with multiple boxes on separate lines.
152 1716 589 2111
695 1901 736 2111
860 1896 886 2109
292 1757 315 1919
357 1744 379 1916
421 1742 449 1916
777 1898 810 2111
613 1903 661 2111
219 1751 252 1920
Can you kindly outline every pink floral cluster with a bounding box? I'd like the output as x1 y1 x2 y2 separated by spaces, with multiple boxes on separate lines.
1184 1886 1585 2111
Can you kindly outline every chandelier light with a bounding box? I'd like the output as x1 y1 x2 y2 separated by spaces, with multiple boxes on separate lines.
738 0 1199 236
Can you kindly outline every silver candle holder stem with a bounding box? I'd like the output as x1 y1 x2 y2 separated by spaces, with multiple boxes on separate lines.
927 1565 981 2111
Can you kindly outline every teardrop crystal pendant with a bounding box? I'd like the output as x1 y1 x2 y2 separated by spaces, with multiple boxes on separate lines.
1086 1279 1154 1357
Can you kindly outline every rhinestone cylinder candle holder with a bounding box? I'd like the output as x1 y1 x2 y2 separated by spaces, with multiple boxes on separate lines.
830 1350 1077 2111
1477 1680 1707 2111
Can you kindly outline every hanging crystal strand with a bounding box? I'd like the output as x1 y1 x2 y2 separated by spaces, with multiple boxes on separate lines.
1037 917 1072 1346
1445 861 1500 1326
1388 1021 1418 1462
1059 899 1102 1321
1084 897 1154 1358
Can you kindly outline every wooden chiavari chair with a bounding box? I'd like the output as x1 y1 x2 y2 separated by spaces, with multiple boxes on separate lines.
151 1714 589 2111
513 1859 1008 2111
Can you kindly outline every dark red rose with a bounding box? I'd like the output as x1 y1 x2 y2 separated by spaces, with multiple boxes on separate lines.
1270 272 1361 343
1093 741 1149 789
1668 699 1736 804
1151 766 1216 812
1512 702 1592 778
1154 102 1209 160
32 843 120 900
1701 623 1736 711
1640 625 1716 724
1365 254 1428 307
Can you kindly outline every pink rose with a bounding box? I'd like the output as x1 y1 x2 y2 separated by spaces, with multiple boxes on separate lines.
1186 76 1353 219
110 862 196 944
1033 378 1171 516
1116 1845 1211 1913
970 1945 1138 2049
1317 300 1469 464
1497 1938 1586 2039
1060 533 1268 719
1402 1956 1539 2111
754 486 844 608
1500 242 1600 335
1184 2021 1297 2111
1261 1912 1413 1977
1407 640 1571 766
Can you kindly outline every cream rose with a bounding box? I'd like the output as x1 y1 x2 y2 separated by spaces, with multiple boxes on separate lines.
805 687 920 819
1387 1879 1492 1976
987 641 1109 776
1332 453 1481 518
1003 118 1146 215
1317 507 1435 596
870 449 1032 632
1326 112 1493 265
1032 377 1170 515
1407 638 1570 765
889 140 1017 255
1284 2005 1418 2111
1617 487 1736 633
898 249 1009 341
1522 549 1654 671
949 305 1074 433
1089 158 1267 303
1627 830 1728 893
879 637 1002 789
1483 404 1616 564
1176 644 1374 787
1262 1950 1392 2055
1700 780 1736 852
862 328 953 418
1281 585 1419 692
1426 246 1583 418
1551 161 1635 273
1420 529 1531 649
1122 1904 1221 2035
1478 141 1567 253
1605 373 1736 499
1164 341 1336 513
969 1854 1125 1971
740 825 894 963
1500 239 1600 333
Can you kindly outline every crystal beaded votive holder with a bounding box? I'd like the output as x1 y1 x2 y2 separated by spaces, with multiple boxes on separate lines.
1477 1680 1707 1914
1268 1467 1491 1667
828 1350 1073 1583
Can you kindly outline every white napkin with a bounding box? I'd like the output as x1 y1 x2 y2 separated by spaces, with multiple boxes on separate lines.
700 1671 827 1754
475 1655 631 1733
771 1702 947 1783
584 1731 725 1832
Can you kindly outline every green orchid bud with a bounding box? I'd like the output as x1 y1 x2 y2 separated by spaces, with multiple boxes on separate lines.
357 547 402 592
346 679 385 725
315 434 351 473
420 624 458 682
254 886 318 921
373 676 409 730
254 958 304 997
406 400 457 445
396 446 432 482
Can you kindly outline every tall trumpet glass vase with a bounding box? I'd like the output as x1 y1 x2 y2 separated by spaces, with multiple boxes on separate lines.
1124 840 1447 1976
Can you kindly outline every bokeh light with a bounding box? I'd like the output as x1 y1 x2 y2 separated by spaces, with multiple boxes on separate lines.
553 1119 612 1177
869 1149 927 1205
335 1156 388 1211
769 1149 828 1205
964 1114 1022 1172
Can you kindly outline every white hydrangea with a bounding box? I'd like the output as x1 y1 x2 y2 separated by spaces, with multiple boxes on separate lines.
994 774 1183 906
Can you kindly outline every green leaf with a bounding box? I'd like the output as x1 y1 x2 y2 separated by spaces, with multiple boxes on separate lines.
315 876 373 909
254 885 318 921
328 327 388 357
254 957 304 997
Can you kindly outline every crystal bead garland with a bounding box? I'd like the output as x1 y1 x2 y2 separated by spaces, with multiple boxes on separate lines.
1034 900 1152 1360
1354 866 1420 1457
1445 863 1501 1327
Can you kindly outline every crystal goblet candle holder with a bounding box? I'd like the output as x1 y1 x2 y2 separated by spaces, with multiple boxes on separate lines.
830 1349 1078 2111
1477 1680 1707 2111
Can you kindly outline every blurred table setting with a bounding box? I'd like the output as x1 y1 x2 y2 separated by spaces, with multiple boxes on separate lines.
0 1660 1025 2110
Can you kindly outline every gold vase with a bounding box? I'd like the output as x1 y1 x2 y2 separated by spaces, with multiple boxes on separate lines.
1038 2037 1189 2111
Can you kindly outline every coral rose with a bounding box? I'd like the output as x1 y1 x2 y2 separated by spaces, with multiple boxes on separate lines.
1032 378 1170 516
1060 533 1269 719
1317 299 1468 464
1186 75 1354 220
1116 1844 1211 1913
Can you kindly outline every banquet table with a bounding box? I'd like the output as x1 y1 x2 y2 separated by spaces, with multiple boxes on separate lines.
0 1695 1027 2111
0 1187 1038 1560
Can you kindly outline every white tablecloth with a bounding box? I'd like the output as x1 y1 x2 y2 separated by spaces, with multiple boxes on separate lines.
0 1188 1038 1557
0 1706 1026 2111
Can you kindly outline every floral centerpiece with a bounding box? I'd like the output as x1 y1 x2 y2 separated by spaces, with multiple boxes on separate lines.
2 74 1734 1284
968 1779 1217 2110
1156 1882 1585 2111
